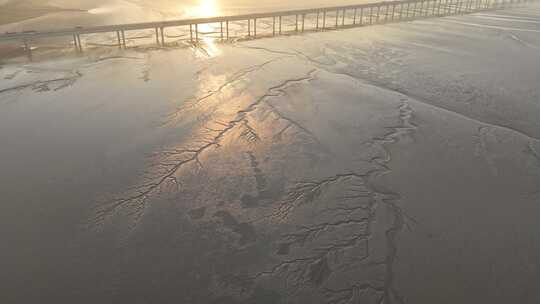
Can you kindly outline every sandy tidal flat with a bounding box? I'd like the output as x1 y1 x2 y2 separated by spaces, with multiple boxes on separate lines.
1 4 540 304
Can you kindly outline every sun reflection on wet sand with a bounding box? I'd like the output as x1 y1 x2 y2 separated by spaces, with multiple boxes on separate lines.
186 1 222 57
201 37 222 57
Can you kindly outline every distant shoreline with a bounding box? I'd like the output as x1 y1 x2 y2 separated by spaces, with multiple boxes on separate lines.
0 3 85 26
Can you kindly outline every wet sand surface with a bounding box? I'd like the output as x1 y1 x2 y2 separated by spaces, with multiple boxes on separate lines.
1 4 540 304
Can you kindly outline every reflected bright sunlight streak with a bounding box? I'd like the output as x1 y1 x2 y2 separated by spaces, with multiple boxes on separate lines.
189 1 222 57
201 35 221 57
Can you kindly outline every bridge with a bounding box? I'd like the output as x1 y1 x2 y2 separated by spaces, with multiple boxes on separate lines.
0 0 535 59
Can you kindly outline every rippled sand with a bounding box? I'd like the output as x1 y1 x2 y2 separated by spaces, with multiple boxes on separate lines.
1 4 540 304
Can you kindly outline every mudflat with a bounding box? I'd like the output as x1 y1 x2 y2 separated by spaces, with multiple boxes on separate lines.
1 3 539 304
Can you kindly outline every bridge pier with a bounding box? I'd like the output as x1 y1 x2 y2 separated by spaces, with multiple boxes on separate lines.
117 31 122 48
77 34 83 52
440 0 444 14
121 30 126 48
73 34 78 51
220 22 224 41
24 40 32 61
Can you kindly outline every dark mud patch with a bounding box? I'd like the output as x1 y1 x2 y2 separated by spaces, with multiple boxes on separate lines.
241 152 285 208
189 207 206 220
214 210 257 245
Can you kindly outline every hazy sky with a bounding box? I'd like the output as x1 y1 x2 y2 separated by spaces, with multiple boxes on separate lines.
6 0 369 12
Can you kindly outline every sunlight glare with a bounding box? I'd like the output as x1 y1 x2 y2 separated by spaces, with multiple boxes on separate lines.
188 0 222 57
186 0 220 18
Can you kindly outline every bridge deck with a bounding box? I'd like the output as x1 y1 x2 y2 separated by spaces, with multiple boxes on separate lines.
0 0 534 59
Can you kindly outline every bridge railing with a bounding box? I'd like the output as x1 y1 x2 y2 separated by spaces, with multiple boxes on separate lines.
0 0 536 59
